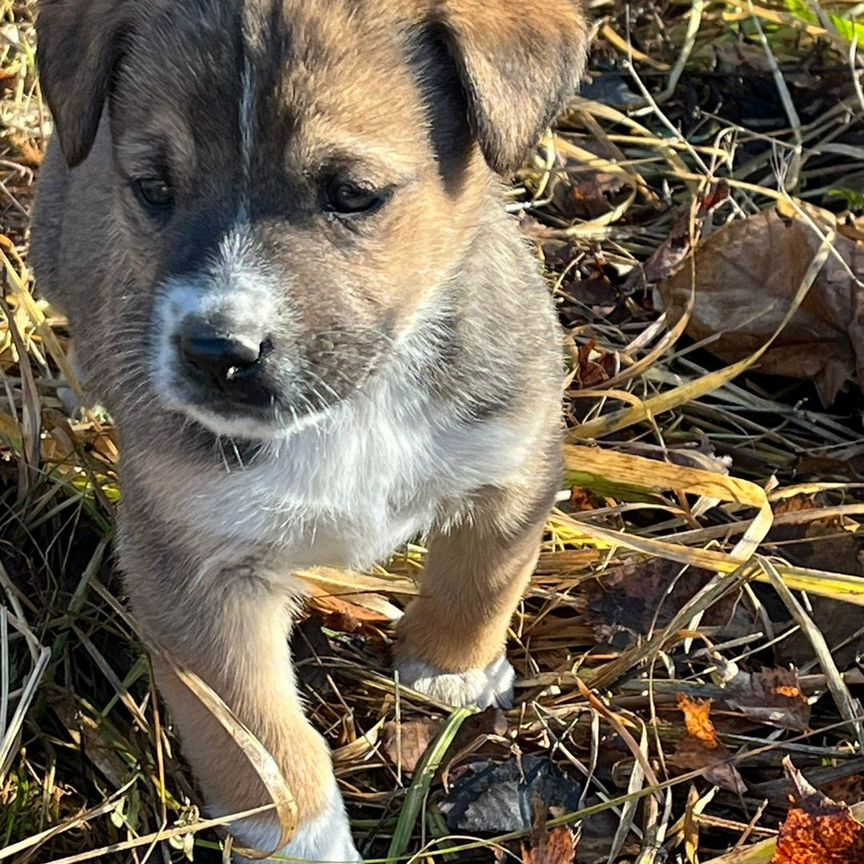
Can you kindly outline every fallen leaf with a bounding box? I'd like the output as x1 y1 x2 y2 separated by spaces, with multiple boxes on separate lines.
772 758 864 863
556 170 627 221
625 183 728 291
568 487 597 511
381 718 441 775
440 708 511 784
307 590 402 632
715 40 776 72
671 694 746 793
724 668 811 731
657 206 864 405
583 559 740 650
678 694 719 748
820 775 864 806
574 340 616 389
671 735 746 795
758 504 864 669
572 797 641 864
522 826 577 864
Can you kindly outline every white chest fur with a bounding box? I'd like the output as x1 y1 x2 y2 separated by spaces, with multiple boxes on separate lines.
145 369 537 573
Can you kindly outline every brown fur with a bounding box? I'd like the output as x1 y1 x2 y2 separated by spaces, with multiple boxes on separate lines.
33 0 587 857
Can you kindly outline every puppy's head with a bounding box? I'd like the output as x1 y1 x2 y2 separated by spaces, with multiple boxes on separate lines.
38 0 587 438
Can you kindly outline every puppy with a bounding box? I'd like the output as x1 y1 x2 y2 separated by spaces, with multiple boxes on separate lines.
32 0 587 859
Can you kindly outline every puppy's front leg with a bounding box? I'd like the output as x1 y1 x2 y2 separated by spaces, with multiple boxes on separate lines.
395 460 560 709
126 566 360 862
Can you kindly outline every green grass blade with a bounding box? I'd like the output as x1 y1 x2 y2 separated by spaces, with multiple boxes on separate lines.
386 706 474 860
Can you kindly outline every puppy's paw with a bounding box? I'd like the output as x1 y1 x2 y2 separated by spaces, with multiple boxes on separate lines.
229 782 361 863
396 654 515 709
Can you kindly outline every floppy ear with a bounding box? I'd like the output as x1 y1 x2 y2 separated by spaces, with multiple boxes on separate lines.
36 0 132 167
436 0 588 174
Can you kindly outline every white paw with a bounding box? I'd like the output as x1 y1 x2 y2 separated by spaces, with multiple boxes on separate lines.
227 781 361 863
397 655 515 709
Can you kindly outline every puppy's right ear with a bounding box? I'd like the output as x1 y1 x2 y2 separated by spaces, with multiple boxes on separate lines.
37 0 132 167
431 0 588 175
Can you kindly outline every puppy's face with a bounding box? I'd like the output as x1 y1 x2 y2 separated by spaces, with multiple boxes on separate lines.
112 2 479 438
38 0 588 438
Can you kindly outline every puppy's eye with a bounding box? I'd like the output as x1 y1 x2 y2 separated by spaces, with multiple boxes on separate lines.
132 177 174 212
324 180 385 216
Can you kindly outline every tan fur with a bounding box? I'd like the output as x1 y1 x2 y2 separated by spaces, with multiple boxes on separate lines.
33 0 587 857
148 587 335 826
396 466 558 673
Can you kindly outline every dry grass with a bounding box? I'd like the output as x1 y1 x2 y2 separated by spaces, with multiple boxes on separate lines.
3 0 864 862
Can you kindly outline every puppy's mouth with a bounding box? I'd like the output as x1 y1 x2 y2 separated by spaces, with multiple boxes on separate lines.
164 368 342 440
156 334 380 440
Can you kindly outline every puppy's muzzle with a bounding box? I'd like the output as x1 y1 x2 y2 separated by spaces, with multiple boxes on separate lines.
177 317 275 407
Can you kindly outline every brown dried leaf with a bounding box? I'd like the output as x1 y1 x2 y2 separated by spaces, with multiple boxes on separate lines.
574 339 616 389
671 693 746 793
583 559 738 649
307 591 400 632
671 735 746 795
657 206 864 405
381 718 441 775
772 758 864 863
624 181 729 291
725 668 811 731
819 775 864 806
548 167 627 221
522 827 578 864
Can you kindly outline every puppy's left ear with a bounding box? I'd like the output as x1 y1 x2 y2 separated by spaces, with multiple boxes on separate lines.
37 0 133 167
437 0 589 174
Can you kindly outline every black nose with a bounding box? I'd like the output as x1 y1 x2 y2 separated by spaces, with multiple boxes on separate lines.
180 322 262 383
